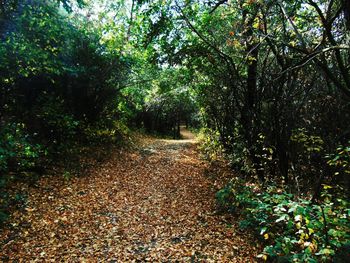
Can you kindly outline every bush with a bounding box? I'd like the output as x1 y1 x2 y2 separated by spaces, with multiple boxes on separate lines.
217 181 350 262
326 142 350 190
198 128 224 161
0 122 43 225
0 122 42 173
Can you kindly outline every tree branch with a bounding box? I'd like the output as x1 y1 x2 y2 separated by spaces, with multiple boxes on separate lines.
279 45 350 76
277 0 307 48
209 0 228 14
307 0 350 92
175 1 238 77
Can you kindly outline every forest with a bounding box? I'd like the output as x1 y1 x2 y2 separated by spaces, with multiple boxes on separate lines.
0 0 349 261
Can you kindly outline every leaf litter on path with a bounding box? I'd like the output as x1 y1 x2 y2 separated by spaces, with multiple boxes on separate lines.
1 132 258 262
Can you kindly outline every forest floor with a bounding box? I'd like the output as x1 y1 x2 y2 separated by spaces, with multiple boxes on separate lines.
0 127 259 262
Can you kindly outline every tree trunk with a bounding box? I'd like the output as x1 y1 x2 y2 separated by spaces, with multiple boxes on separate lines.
343 0 350 29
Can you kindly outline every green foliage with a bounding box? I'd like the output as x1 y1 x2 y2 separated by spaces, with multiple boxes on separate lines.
0 0 133 226
198 128 224 161
327 142 350 176
0 123 42 173
0 122 42 225
140 69 199 137
62 171 72 181
0 1 131 150
217 182 350 262
226 128 255 174
216 178 256 214
38 95 80 142
1 0 349 250
291 128 324 155
134 0 350 194
83 120 130 145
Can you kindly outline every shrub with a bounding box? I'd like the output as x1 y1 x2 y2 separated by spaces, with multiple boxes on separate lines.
0 122 42 173
217 181 350 262
198 128 224 161
0 122 43 225
326 142 350 189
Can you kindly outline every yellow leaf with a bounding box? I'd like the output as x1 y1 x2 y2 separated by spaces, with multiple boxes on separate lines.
257 254 268 261
264 233 269 240
253 17 260 29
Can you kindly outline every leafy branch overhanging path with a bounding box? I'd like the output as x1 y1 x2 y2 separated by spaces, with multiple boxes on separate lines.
1 128 257 261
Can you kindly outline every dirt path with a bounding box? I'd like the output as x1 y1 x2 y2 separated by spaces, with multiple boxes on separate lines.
179 125 195 140
1 130 257 262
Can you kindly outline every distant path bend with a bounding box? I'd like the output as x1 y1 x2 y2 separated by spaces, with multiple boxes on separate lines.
180 125 196 140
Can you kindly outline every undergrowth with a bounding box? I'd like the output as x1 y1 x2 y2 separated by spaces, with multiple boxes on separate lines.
0 120 130 226
216 179 350 262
